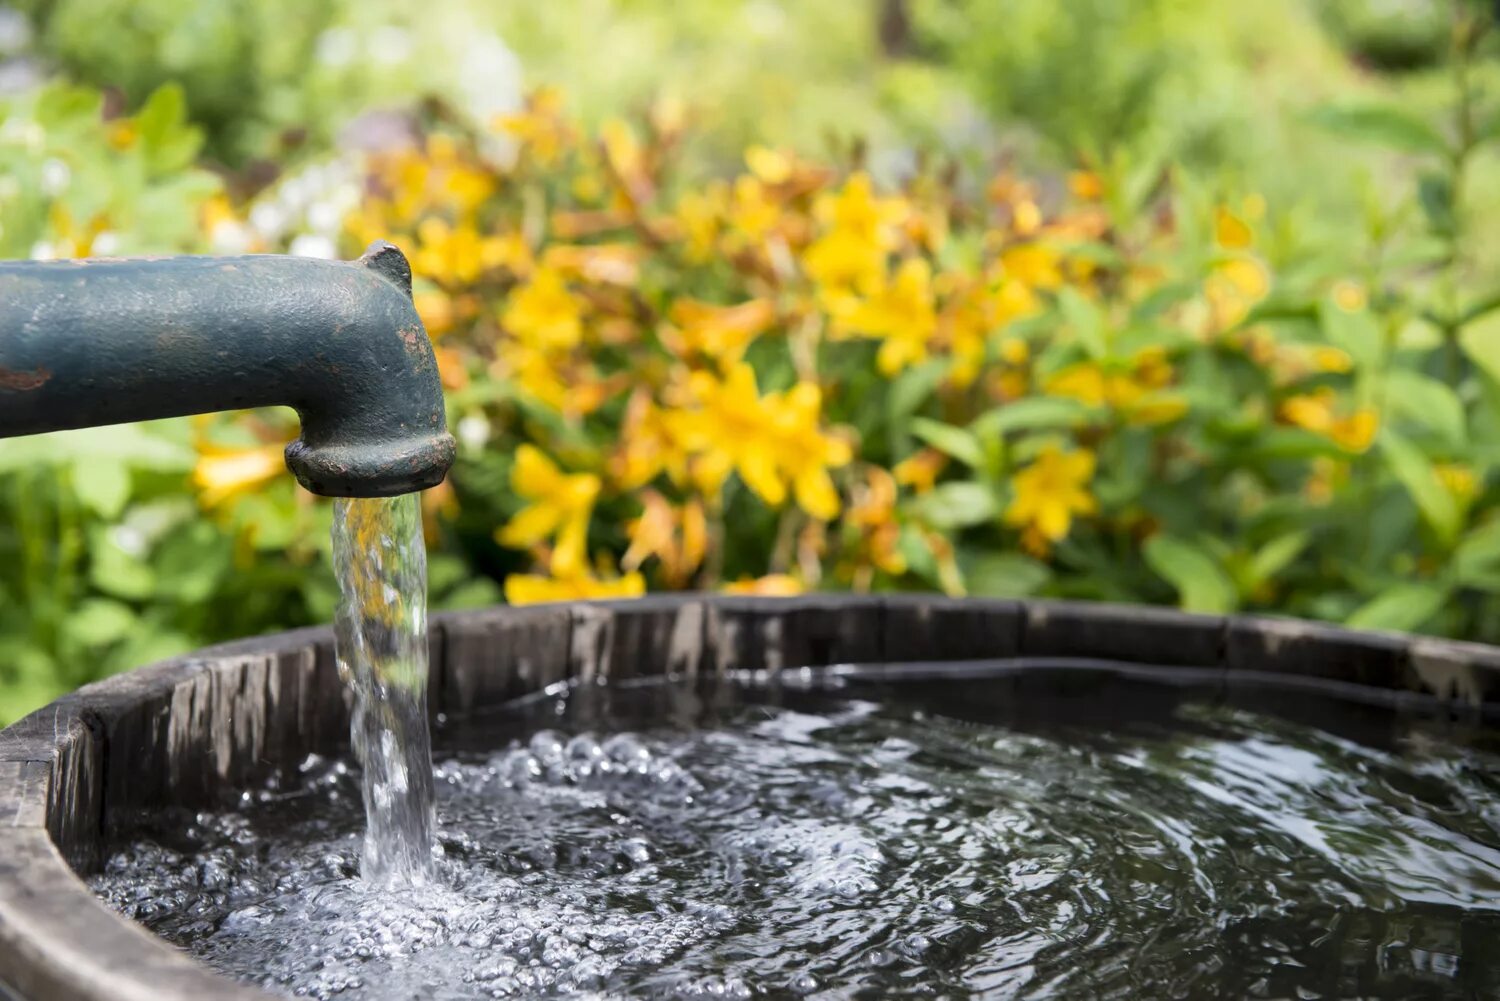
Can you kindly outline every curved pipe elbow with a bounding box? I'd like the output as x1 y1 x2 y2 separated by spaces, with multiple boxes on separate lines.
282 243 456 497
0 242 455 498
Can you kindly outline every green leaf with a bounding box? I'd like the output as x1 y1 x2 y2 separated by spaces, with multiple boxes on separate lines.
1459 314 1500 386
913 482 998 529
72 459 131 519
1385 370 1466 446
1058 287 1108 359
885 360 948 455
1306 104 1450 157
1319 298 1382 370
65 598 136 648
1248 532 1310 586
153 523 230 604
970 396 1093 438
964 552 1051 598
910 418 984 468
104 625 194 675
1345 583 1449 634
887 360 947 421
0 425 193 472
1143 535 1237 613
438 578 505 610
88 530 156 600
1379 430 1461 545
1454 518 1500 585
135 82 202 176
1417 171 1455 236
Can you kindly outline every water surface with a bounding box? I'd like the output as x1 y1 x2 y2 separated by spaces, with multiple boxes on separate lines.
91 668 1500 999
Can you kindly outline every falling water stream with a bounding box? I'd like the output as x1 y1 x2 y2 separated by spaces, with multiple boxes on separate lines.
330 494 437 887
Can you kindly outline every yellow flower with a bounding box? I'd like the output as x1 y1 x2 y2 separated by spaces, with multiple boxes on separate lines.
1068 171 1104 200
1279 389 1379 453
1280 389 1336 433
802 172 908 297
999 335 1030 366
502 266 583 351
727 175 780 244
1310 346 1353 374
722 574 804 597
193 442 287 508
496 445 600 578
674 182 728 263
773 382 854 521
1305 456 1347 505
847 467 907 576
1044 354 1186 427
746 145 794 185
107 118 139 151
495 344 611 417
1333 280 1368 312
412 218 512 285
1004 444 1098 543
999 244 1063 289
672 364 850 518
1436 463 1481 504
1012 199 1042 236
505 569 646 605
894 448 947 494
613 393 693 489
541 243 643 286
673 363 786 505
1204 256 1271 331
818 172 909 243
664 297 777 364
1214 206 1254 249
495 86 572 166
802 229 888 300
1331 407 1379 453
622 492 707 587
838 258 938 376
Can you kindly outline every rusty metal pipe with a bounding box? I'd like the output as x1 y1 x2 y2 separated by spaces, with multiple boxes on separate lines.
0 241 454 497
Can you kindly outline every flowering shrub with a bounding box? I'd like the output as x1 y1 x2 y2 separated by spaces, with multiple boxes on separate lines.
187 80 1500 645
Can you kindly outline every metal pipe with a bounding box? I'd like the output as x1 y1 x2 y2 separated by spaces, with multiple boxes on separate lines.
0 241 454 498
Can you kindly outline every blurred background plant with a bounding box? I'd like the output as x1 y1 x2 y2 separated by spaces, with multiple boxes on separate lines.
2 0 1500 722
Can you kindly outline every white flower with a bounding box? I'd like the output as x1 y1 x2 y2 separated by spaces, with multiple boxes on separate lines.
456 414 491 450
109 526 147 557
0 9 31 56
248 202 288 241
289 233 338 259
370 26 413 66
29 240 54 261
315 28 356 68
209 220 253 255
92 231 120 255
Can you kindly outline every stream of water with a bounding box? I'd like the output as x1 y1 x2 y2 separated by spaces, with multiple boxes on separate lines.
331 494 437 887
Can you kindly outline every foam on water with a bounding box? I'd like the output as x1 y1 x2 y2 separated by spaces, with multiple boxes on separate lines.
91 673 1500 999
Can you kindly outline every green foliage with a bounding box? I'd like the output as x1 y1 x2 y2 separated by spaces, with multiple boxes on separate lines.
5 0 1500 728
0 81 218 258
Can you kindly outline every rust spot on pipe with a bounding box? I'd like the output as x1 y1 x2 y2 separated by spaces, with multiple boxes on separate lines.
0 365 51 391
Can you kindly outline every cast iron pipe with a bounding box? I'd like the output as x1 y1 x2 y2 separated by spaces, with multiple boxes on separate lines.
0 241 454 497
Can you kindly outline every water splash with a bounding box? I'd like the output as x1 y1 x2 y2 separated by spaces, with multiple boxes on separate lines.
331 494 437 886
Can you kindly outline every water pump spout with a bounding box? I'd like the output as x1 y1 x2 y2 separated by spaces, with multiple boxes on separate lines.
0 241 455 497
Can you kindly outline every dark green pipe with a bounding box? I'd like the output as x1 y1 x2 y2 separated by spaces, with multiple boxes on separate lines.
0 241 454 497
